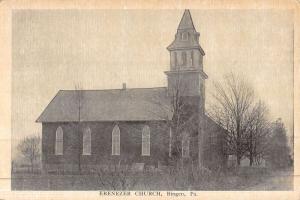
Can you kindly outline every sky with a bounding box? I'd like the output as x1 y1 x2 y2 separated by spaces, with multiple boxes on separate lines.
11 9 294 156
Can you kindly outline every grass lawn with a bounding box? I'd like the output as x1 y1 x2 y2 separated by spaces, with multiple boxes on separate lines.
11 168 293 191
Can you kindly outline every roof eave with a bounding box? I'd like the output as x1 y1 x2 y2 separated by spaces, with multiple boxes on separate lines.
167 45 205 54
35 90 62 123
37 119 170 123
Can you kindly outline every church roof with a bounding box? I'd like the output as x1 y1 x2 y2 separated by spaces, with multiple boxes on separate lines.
36 87 226 137
36 87 172 122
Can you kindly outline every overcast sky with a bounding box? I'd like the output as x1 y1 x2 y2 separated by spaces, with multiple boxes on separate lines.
12 10 294 156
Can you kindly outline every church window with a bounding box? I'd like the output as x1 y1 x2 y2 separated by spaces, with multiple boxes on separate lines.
182 51 187 65
181 32 188 41
142 125 150 156
174 52 177 67
112 125 120 155
182 132 189 158
209 134 218 145
83 127 91 155
191 50 194 66
55 126 63 155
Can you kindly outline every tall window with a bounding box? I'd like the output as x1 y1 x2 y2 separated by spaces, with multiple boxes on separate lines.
191 50 194 67
55 126 63 155
182 132 189 158
209 133 218 146
181 32 188 41
112 125 120 155
83 127 91 155
174 52 177 67
142 125 150 156
182 51 187 66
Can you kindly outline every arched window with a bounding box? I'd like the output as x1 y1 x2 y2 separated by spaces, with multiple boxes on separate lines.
191 50 194 67
174 52 177 67
209 133 218 146
142 125 150 156
182 51 187 66
112 125 120 155
83 127 91 155
182 132 189 158
181 32 188 41
55 126 63 155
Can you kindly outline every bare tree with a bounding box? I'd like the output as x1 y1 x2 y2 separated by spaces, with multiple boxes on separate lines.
17 135 41 173
245 101 270 166
149 70 201 168
209 73 254 166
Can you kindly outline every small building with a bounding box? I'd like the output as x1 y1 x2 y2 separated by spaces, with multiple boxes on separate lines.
36 10 227 173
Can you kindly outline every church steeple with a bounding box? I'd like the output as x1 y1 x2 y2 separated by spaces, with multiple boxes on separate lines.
167 9 206 71
165 10 208 110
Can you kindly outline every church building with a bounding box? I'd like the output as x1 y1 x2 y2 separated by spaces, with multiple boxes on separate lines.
36 10 227 173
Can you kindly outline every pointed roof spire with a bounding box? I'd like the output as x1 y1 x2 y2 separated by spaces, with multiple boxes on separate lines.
167 9 204 55
178 9 195 30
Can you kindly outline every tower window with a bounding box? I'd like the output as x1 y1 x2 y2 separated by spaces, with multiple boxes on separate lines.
112 125 120 155
191 50 194 67
182 52 187 66
209 133 218 145
181 32 188 41
174 52 177 67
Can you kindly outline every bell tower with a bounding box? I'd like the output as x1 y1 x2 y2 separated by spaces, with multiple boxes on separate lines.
165 10 208 112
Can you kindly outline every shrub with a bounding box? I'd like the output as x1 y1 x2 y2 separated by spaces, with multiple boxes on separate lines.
92 161 139 190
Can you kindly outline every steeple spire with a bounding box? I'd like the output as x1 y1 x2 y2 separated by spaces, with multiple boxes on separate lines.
178 9 195 30
167 9 205 54
165 9 208 98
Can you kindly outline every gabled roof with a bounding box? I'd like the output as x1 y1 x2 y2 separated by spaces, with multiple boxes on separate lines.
36 88 227 140
178 10 195 30
36 87 172 123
